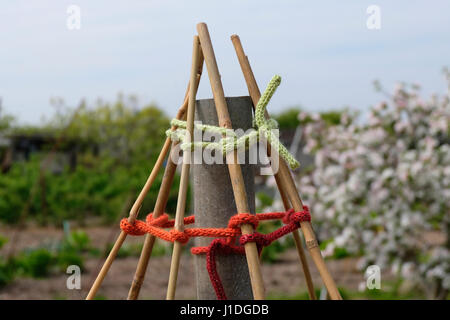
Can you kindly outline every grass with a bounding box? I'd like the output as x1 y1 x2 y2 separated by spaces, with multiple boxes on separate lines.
267 285 427 300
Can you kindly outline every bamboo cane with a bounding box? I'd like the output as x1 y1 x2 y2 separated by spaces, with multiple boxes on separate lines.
127 143 178 300
277 162 342 299
85 144 170 299
230 34 342 300
276 172 317 300
86 85 192 300
127 58 204 300
231 34 316 300
166 35 202 300
197 22 265 300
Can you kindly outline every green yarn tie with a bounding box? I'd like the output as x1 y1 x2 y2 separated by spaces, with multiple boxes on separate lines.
253 75 299 170
166 75 300 170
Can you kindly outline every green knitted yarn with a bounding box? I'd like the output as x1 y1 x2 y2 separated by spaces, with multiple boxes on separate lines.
253 75 299 170
166 75 300 170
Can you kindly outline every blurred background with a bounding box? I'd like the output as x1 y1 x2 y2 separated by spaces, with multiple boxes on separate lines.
0 1 448 300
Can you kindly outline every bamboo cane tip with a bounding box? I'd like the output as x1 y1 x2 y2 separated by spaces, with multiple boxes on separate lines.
196 22 207 30
193 35 200 45
230 34 239 40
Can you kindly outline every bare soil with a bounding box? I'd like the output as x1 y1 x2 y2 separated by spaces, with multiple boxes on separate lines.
0 225 389 300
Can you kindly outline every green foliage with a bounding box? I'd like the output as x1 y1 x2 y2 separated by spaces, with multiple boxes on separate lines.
266 288 322 300
63 230 91 252
115 242 144 258
274 108 301 129
0 234 15 286
0 159 40 224
260 239 288 263
63 95 170 164
255 190 296 263
0 109 15 132
319 110 343 125
0 231 91 285
332 247 350 259
319 239 351 259
0 260 15 287
15 248 54 278
55 230 91 270
0 234 15 287
273 107 344 130
267 285 426 300
256 192 273 211
0 96 183 225
56 250 83 271
299 110 345 126
0 234 7 249
257 220 295 263
151 242 170 257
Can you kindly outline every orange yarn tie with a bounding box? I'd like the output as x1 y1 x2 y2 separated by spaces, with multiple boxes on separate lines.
119 206 311 299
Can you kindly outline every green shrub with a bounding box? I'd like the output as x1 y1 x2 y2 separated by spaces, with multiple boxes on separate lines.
256 192 273 211
0 98 182 226
257 220 295 263
0 235 15 286
16 248 54 278
273 108 344 129
55 230 92 271
0 260 15 287
63 230 91 252
0 234 8 249
0 154 183 225
274 108 301 129
56 250 83 271
2 230 90 283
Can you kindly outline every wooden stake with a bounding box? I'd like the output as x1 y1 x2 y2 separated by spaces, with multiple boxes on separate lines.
194 96 256 299
86 84 193 300
127 58 204 300
197 22 265 300
230 34 342 300
166 35 202 300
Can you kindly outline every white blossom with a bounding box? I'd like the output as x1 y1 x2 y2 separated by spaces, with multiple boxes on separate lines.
287 80 450 299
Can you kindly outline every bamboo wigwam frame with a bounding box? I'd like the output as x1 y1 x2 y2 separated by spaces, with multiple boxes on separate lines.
86 22 342 300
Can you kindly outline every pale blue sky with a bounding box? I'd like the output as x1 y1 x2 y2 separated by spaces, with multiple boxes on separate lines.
1 1 449 124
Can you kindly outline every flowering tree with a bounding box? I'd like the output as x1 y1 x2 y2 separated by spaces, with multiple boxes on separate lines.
294 75 450 299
